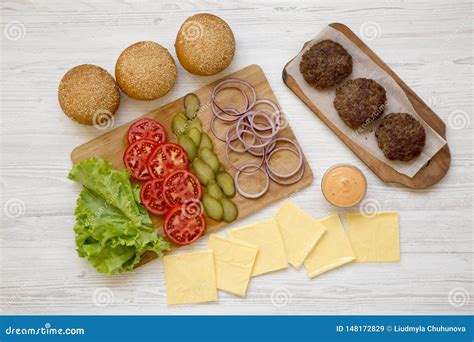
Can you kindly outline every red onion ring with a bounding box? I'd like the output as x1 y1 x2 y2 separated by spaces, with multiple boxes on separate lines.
212 88 249 122
212 79 256 116
210 113 238 142
235 114 276 149
265 138 303 178
248 111 278 139
225 133 265 173
267 152 305 185
252 99 281 128
209 77 305 198
234 163 270 199
226 126 255 153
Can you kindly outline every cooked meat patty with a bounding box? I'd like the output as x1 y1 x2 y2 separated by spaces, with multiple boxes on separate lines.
375 112 426 161
299 40 352 89
334 78 386 129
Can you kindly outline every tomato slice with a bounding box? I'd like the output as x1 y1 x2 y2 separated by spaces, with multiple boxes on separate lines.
163 170 202 208
127 118 167 145
146 142 189 180
123 139 157 181
164 206 206 245
140 178 170 216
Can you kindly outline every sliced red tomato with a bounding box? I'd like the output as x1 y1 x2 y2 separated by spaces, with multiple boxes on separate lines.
146 142 189 180
140 178 170 216
164 205 206 245
123 139 157 181
127 118 167 145
163 170 202 208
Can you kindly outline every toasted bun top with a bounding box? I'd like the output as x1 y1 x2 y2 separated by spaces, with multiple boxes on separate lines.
175 13 235 76
115 41 177 100
58 64 120 125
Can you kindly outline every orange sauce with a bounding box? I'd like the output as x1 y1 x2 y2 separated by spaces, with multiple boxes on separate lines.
321 164 367 207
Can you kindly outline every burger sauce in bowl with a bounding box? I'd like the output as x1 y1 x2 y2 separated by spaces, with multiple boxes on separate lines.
321 164 367 208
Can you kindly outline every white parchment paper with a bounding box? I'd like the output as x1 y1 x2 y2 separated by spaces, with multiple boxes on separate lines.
286 26 446 178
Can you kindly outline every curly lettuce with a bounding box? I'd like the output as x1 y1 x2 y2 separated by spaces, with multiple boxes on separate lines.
68 157 170 275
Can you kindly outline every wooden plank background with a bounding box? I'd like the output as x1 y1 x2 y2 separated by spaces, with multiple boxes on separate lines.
0 0 472 315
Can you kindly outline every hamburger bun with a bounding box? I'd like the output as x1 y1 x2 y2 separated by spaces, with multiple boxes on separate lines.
115 41 177 101
175 13 235 76
58 64 120 125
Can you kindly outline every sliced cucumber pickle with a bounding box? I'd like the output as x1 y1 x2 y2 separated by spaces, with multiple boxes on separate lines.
186 117 202 134
188 127 202 147
192 158 215 185
176 112 187 121
220 197 238 222
218 163 225 172
199 132 213 151
206 181 225 199
178 135 198 161
200 147 220 172
172 113 189 136
203 194 223 221
216 171 235 198
184 93 200 120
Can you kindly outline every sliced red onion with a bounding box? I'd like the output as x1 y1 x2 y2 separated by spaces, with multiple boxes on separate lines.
234 163 270 199
210 116 234 142
267 153 305 185
265 138 304 178
212 79 256 116
252 99 281 129
225 134 265 173
212 89 249 122
226 126 255 153
209 77 304 197
248 110 278 139
235 115 276 149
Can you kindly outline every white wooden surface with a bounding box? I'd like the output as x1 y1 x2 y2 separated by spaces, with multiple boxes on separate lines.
1 0 473 315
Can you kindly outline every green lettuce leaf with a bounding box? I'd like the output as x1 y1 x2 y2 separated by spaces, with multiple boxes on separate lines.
68 157 170 275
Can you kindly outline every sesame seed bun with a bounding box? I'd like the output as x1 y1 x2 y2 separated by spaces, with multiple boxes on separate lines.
58 64 120 125
115 41 177 101
175 13 235 76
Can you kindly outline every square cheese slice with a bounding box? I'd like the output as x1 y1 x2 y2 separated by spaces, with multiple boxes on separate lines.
163 250 217 305
347 212 400 262
274 200 327 269
207 234 258 297
228 218 287 276
304 213 355 278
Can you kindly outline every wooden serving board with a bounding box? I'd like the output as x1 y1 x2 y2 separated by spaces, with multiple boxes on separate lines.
282 23 451 189
71 64 313 265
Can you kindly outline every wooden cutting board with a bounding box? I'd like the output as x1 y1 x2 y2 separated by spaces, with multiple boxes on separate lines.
283 23 451 189
71 64 313 265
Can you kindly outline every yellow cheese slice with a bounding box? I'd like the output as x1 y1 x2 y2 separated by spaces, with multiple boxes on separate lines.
163 250 217 305
347 212 400 262
304 213 355 278
274 200 327 269
228 218 288 276
207 234 258 297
